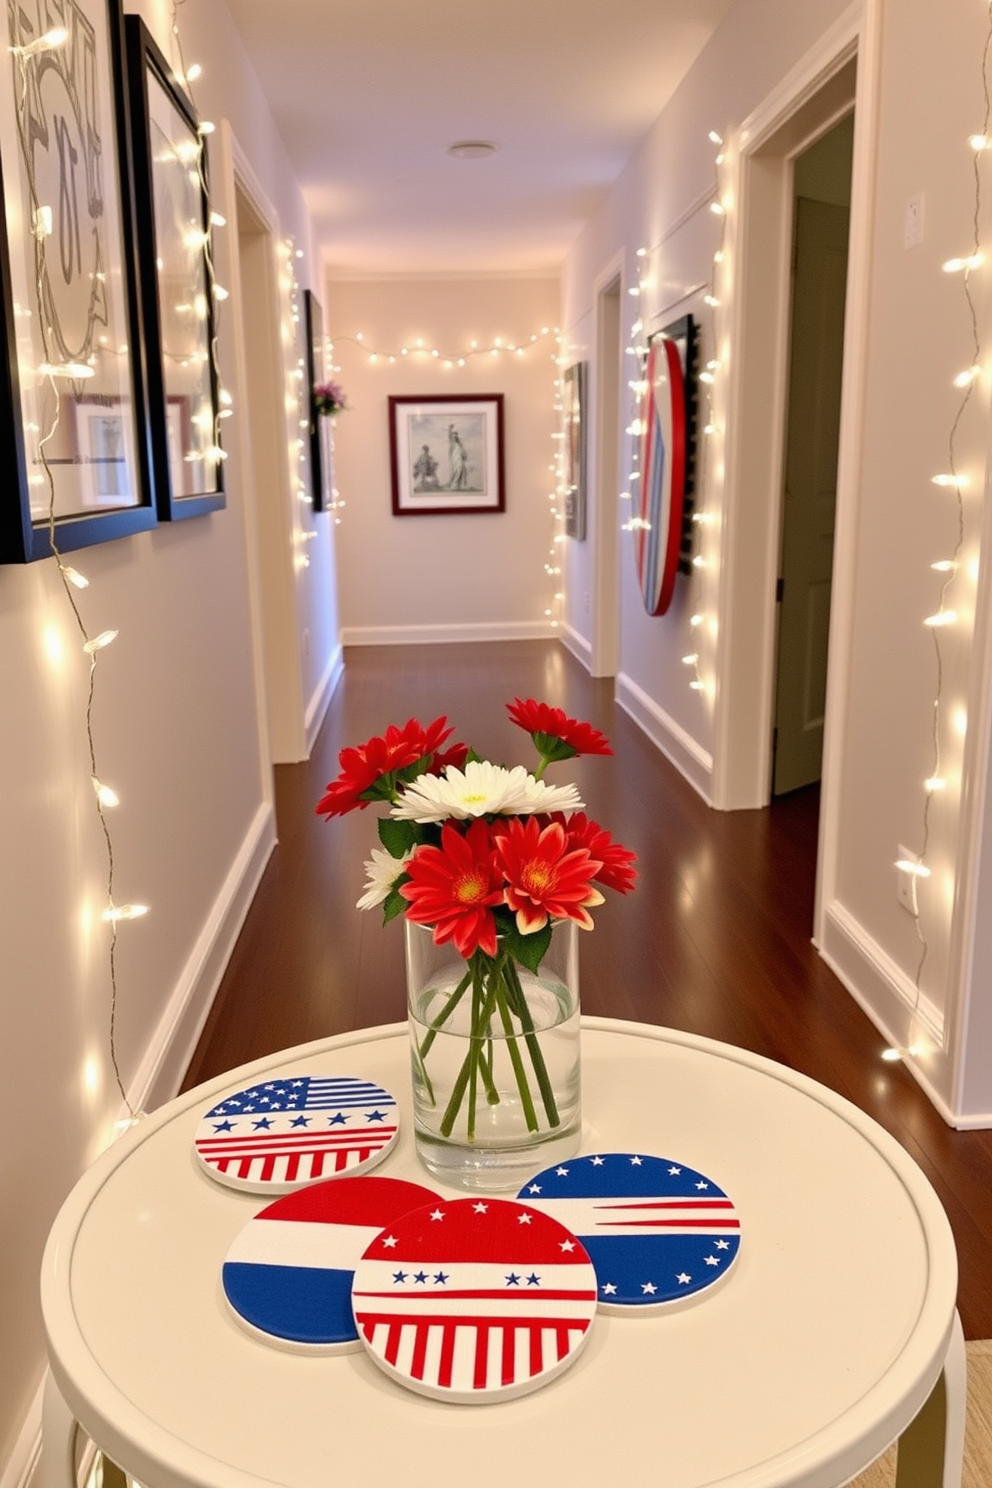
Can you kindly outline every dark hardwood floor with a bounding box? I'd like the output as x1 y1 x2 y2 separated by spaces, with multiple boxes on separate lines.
183 640 992 1338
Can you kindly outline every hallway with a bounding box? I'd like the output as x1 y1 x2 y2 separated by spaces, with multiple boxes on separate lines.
183 640 992 1337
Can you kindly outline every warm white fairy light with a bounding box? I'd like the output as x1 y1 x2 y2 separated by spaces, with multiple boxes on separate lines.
82 629 119 655
332 322 564 607
10 24 67 56
892 4 992 1035
92 777 120 809
102 903 150 923
941 253 982 272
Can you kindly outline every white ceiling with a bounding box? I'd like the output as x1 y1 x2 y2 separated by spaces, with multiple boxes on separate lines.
223 0 737 275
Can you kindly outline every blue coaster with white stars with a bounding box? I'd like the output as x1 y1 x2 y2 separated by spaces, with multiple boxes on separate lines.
517 1153 741 1314
194 1074 400 1193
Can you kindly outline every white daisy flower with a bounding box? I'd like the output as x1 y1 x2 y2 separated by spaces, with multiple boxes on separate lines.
356 846 412 911
391 760 584 822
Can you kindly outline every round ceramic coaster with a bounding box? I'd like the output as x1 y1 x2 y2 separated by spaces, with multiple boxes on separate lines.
517 1153 742 1314
351 1196 598 1404
194 1074 400 1192
222 1175 440 1353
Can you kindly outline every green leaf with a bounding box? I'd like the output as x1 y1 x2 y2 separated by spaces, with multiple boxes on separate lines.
533 732 578 764
377 817 419 856
504 921 552 974
381 889 407 924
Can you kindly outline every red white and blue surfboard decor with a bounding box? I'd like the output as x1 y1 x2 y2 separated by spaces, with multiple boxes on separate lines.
636 334 687 616
518 1153 741 1314
222 1176 440 1353
351 1197 598 1403
194 1074 400 1192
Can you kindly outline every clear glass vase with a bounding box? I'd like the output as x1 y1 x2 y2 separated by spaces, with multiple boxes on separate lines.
405 919 581 1191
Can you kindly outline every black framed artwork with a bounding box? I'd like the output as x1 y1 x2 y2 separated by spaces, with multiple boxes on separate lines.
304 290 333 513
124 15 224 521
389 394 505 516
562 361 587 540
0 0 156 562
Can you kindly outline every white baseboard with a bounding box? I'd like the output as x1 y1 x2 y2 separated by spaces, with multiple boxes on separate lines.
2 804 278 1488
340 620 555 646
1 1376 42 1488
305 643 344 755
615 671 714 802
559 622 592 668
816 901 992 1128
131 800 277 1114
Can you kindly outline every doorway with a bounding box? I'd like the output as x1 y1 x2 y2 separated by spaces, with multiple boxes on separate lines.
234 186 307 763
592 272 622 677
772 114 854 796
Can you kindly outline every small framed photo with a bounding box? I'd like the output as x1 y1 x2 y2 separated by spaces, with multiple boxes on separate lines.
389 394 505 516
71 398 138 507
562 362 587 540
124 15 225 520
0 0 156 562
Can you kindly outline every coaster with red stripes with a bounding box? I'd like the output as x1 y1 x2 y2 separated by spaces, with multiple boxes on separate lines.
351 1196 598 1403
222 1175 439 1353
193 1073 400 1192
518 1153 742 1313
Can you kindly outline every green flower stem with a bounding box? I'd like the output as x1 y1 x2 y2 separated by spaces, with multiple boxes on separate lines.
417 966 472 1064
504 957 562 1129
439 953 500 1136
493 961 540 1133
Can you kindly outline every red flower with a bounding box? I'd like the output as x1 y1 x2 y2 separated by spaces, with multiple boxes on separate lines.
506 697 613 761
428 740 470 775
316 716 454 818
494 816 604 934
558 812 638 894
400 820 505 958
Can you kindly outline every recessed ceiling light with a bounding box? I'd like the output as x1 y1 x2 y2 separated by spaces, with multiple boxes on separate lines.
446 140 497 159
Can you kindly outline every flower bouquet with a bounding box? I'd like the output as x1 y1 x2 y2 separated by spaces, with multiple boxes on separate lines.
316 700 636 1187
312 379 348 416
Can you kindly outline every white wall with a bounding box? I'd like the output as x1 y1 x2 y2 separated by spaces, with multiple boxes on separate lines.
327 276 561 643
0 0 338 1478
560 0 992 1124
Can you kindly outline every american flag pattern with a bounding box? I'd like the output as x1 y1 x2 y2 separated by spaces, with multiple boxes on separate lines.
636 334 685 617
518 1153 741 1313
222 1175 439 1353
193 1074 400 1192
351 1197 598 1403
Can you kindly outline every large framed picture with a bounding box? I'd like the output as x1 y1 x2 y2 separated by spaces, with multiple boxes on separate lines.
562 361 587 540
304 290 333 513
389 394 505 516
124 16 224 521
0 0 156 563
635 314 697 615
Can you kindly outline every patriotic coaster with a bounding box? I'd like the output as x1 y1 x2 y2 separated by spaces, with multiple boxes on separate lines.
222 1175 440 1353
517 1153 741 1314
351 1196 598 1404
194 1074 400 1192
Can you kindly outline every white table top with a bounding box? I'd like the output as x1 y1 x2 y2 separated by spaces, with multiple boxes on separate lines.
41 1018 958 1488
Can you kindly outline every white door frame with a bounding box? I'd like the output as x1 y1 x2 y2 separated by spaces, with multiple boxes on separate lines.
218 123 308 764
211 122 274 802
711 2 881 943
591 253 625 677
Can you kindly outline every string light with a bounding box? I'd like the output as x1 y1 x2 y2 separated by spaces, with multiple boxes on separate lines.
332 327 558 366
894 0 992 1033
618 127 728 708
332 322 564 613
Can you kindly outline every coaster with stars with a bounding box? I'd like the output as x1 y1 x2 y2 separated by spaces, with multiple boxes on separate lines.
517 1153 741 1314
193 1074 400 1192
350 1196 598 1403
222 1175 440 1353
